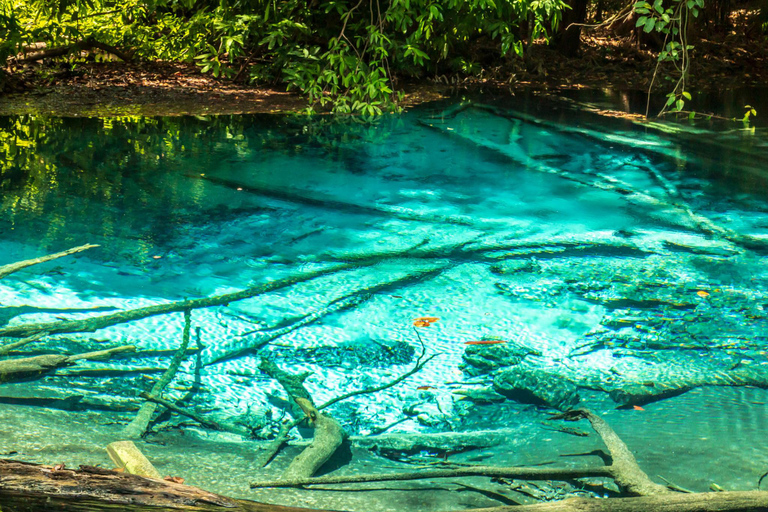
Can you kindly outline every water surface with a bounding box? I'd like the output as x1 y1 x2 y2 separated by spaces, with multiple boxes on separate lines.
1 98 767 506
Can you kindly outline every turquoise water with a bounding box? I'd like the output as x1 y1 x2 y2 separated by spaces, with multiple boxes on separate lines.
1 97 768 505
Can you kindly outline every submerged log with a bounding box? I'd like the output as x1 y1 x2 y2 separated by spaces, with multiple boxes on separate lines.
0 345 135 384
0 262 362 339
0 243 98 280
282 398 347 481
0 459 341 512
454 492 768 512
122 310 193 439
250 409 667 494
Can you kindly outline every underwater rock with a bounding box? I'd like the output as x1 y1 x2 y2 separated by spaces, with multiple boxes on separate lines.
461 342 537 376
489 258 542 275
279 338 415 368
452 387 507 404
493 365 581 411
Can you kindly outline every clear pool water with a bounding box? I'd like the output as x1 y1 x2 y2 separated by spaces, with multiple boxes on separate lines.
1 95 767 507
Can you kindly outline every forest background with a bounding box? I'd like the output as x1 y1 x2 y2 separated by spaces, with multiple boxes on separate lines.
1 0 767 114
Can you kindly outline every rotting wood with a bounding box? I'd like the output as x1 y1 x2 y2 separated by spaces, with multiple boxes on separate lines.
0 237 647 343
122 310 193 439
0 243 98 280
259 358 314 421
0 345 135 384
282 397 347 481
251 465 614 488
418 114 768 252
0 459 342 512
0 332 46 356
189 172 478 227
202 262 448 365
554 409 671 496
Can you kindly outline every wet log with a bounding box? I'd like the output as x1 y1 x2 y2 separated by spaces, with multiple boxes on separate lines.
0 459 342 512
141 391 252 437
250 409 666 494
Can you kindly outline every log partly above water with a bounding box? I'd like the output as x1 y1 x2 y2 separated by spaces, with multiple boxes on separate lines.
0 459 343 512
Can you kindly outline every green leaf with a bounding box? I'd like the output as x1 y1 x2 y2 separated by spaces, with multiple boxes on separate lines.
676 99 685 111
636 15 648 27
643 17 656 32
682 91 691 100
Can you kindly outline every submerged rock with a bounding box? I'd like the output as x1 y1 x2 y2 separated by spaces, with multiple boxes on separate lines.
277 338 415 368
461 341 538 376
493 365 581 411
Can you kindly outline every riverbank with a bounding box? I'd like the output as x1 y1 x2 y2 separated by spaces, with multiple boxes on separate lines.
2 25 767 118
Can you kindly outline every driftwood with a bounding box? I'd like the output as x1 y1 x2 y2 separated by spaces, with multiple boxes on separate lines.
122 310 193 439
0 345 135 384
0 333 45 357
190 173 478 227
249 409 768 508
282 398 347 480
0 459 340 512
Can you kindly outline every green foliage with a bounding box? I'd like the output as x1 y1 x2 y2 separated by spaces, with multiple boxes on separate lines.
741 105 757 124
634 0 701 115
4 0 568 113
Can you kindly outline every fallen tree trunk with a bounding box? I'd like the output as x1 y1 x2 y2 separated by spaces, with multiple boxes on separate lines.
0 459 342 512
249 409 669 494
13 38 131 63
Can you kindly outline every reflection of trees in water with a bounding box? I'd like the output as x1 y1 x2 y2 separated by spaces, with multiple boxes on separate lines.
0 114 397 257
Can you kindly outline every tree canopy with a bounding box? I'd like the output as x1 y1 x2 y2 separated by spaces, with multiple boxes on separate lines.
1 0 766 113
